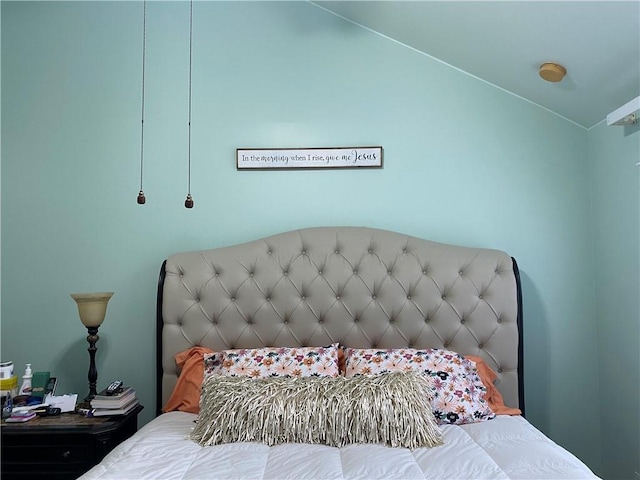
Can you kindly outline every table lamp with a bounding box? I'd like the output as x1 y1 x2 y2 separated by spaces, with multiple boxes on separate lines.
71 292 113 403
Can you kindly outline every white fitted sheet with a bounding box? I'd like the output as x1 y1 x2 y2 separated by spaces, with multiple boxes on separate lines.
80 412 598 480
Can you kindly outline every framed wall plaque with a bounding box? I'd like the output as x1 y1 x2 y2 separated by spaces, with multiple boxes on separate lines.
236 146 383 170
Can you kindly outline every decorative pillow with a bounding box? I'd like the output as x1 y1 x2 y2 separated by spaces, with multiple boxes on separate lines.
342 347 495 425
203 352 220 377
190 372 443 449
204 344 340 379
465 355 521 416
163 346 214 414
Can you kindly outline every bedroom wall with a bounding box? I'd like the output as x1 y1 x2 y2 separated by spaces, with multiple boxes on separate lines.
2 1 602 474
587 122 640 480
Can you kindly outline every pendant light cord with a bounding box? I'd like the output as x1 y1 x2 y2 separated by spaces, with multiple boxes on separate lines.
137 0 147 204
187 0 193 197
184 0 194 208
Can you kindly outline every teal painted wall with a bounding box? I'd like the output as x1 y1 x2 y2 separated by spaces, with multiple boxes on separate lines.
1 1 610 475
588 122 640 480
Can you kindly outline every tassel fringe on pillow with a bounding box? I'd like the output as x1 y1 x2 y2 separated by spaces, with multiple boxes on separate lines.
190 372 443 449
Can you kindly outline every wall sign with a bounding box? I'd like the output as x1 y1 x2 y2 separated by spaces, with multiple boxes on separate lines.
236 146 383 170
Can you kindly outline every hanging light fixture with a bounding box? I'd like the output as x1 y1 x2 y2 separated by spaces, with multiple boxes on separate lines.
184 0 195 209
137 0 148 205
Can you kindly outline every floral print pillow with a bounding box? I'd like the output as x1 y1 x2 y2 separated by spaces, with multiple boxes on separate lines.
204 344 340 379
342 347 495 425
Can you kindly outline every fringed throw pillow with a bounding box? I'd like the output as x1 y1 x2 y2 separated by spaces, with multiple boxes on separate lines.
342 347 496 425
190 372 443 449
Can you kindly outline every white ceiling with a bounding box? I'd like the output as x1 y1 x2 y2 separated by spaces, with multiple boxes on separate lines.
313 1 640 129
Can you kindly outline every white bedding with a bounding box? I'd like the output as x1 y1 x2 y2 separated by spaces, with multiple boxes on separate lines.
80 412 598 480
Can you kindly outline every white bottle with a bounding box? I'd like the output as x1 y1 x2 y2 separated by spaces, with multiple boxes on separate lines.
18 363 32 395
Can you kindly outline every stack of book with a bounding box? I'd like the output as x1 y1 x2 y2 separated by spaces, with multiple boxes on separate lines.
90 386 138 416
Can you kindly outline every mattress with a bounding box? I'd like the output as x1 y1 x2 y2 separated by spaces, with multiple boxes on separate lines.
79 412 598 480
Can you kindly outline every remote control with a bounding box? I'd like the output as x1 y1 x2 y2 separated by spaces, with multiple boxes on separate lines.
106 380 123 395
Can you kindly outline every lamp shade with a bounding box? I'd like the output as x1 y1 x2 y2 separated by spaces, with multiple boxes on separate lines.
71 292 114 328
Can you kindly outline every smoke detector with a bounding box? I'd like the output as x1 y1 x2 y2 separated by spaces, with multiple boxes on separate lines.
539 63 567 82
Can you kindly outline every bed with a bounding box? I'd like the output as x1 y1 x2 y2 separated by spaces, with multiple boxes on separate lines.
80 226 598 479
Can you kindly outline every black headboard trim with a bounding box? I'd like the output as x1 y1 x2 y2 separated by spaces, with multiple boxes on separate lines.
512 256 525 416
156 260 167 417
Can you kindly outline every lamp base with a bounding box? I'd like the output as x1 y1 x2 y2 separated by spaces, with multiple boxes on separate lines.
85 326 100 404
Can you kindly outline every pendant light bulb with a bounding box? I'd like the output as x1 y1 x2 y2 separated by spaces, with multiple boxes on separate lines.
137 190 146 205
185 194 194 209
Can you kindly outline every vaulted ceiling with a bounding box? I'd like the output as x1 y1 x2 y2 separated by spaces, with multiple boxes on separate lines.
314 1 640 129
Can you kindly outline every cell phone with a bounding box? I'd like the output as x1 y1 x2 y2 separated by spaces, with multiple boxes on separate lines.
45 377 57 396
35 406 61 417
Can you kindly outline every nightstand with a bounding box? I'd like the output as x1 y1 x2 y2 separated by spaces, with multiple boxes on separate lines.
1 404 143 480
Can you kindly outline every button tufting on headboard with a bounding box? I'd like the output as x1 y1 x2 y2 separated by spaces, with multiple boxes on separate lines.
158 226 523 416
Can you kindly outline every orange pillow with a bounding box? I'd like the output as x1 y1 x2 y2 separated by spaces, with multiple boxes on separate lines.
163 346 213 414
465 355 521 416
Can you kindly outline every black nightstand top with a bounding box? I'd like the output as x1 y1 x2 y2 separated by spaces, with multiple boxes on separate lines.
1 404 143 433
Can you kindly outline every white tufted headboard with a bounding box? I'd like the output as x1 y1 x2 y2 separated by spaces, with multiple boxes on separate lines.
156 227 524 416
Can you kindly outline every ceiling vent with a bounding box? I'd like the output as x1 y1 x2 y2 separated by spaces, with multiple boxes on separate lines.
607 96 640 126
